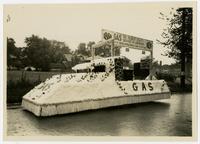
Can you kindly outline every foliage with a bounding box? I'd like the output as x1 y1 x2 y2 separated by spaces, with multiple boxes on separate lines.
49 40 71 63
156 72 176 82
75 43 91 56
7 35 73 71
72 41 96 64
94 45 120 57
7 38 16 66
95 45 111 57
87 41 95 52
23 35 72 71
7 38 22 68
24 35 51 71
157 8 192 63
7 35 119 71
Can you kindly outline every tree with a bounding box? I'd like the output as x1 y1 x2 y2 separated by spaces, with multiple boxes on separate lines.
25 35 51 71
75 43 90 56
95 45 111 57
94 43 120 57
87 41 95 56
7 38 23 69
7 38 17 67
24 35 73 71
49 40 71 63
157 8 192 88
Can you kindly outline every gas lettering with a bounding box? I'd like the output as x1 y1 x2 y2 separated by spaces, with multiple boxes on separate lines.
132 82 138 91
132 82 154 91
114 33 122 41
142 82 147 91
148 82 153 91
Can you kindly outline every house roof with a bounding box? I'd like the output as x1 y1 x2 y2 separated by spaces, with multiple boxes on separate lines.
64 54 73 61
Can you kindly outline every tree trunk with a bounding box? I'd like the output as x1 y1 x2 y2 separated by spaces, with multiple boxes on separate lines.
180 9 186 89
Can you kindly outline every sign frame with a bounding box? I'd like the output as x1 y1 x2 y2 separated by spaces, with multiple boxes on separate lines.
101 29 153 52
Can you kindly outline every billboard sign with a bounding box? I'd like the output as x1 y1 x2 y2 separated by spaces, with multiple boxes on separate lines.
102 29 153 51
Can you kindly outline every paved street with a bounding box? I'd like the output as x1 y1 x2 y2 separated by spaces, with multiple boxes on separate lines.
7 93 192 136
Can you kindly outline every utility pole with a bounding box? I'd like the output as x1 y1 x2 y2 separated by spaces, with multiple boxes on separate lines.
111 40 114 57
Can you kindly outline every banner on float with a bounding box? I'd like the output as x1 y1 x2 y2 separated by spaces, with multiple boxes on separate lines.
102 29 153 52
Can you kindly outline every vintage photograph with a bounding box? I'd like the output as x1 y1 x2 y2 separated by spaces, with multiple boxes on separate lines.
4 1 196 140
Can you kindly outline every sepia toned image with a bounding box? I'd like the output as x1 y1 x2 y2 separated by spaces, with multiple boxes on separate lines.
3 1 197 141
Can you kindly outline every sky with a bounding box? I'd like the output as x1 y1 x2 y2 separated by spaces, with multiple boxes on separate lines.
4 2 195 64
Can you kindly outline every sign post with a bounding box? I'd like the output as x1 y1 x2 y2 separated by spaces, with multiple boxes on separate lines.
111 40 114 57
150 51 153 80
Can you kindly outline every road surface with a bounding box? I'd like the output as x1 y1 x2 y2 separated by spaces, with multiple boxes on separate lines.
7 93 192 136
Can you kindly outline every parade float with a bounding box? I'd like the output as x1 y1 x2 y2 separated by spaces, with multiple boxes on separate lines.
22 29 171 116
